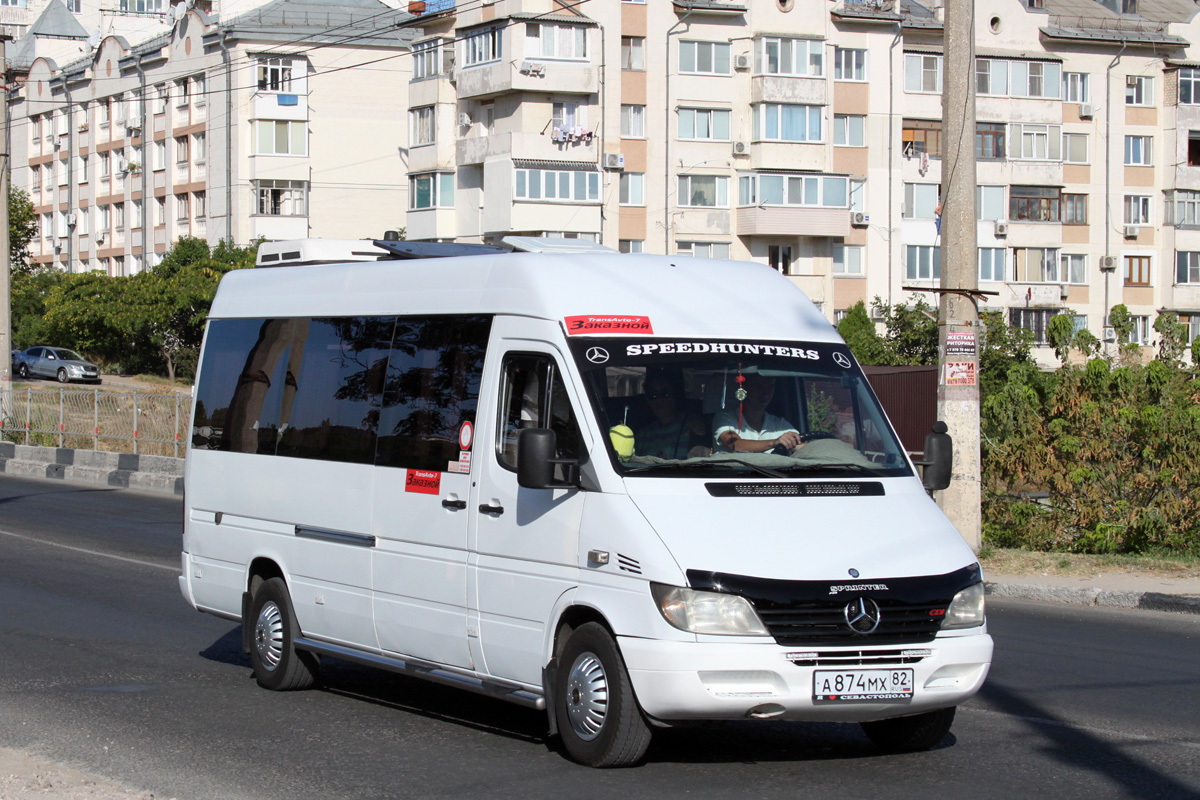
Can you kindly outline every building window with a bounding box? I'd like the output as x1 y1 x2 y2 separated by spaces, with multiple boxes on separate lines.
254 179 308 216
257 58 293 92
514 168 600 202
976 185 1005 221
758 37 824 77
1124 135 1152 166
1013 247 1059 282
1181 68 1200 105
1124 255 1151 286
525 22 588 60
175 194 189 221
463 27 502 66
979 247 1005 282
1179 313 1200 343
755 103 822 142
1062 132 1088 164
1126 315 1151 345
677 241 730 259
621 37 644 70
1124 195 1151 225
154 196 166 226
1009 308 1059 346
678 108 731 141
193 75 207 104
833 47 866 81
833 245 863 276
768 244 793 274
620 104 645 138
906 245 941 280
1061 253 1086 284
175 136 189 164
175 78 189 107
903 119 942 158
619 240 643 254
1010 186 1061 221
619 173 645 206
1011 60 1061 98
1126 75 1152 106
153 140 166 171
194 191 206 218
1174 189 1200 225
412 40 440 80
1008 123 1062 160
410 106 435 146
253 120 307 156
552 102 584 131
976 122 1005 160
903 183 940 219
1063 193 1088 224
739 174 850 208
904 53 942 93
679 41 730 75
1179 252 1200 284
678 175 728 208
975 59 1008 96
833 115 865 147
119 0 163 10
409 172 454 209
1064 72 1089 103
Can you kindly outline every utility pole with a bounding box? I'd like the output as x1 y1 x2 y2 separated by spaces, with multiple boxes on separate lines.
938 0 981 550
0 35 10 416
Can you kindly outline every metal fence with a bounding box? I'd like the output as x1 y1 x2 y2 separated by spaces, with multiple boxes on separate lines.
0 387 192 458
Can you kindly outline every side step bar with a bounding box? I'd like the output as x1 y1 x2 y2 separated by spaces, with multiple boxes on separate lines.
294 637 546 711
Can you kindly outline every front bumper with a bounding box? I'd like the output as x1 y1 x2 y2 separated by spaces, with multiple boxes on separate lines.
619 631 992 723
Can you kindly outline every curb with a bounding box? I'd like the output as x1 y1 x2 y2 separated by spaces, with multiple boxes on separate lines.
0 443 184 496
985 581 1200 616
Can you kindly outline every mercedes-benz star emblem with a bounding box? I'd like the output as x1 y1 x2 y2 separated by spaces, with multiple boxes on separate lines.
848 568 860 578
585 347 610 364
833 352 852 369
844 597 881 634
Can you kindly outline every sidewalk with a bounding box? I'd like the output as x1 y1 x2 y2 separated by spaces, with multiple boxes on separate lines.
985 570 1200 615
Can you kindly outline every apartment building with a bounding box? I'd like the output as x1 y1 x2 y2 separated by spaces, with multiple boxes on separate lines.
405 0 1200 361
13 0 414 275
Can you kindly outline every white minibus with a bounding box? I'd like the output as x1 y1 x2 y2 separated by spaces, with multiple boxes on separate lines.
180 238 992 767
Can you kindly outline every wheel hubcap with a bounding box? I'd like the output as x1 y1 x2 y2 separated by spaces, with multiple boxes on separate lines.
255 601 284 671
564 652 608 741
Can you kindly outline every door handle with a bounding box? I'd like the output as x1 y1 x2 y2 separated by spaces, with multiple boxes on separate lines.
479 503 504 516
441 498 467 510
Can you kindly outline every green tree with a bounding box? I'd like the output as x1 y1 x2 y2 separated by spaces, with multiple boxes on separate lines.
9 187 40 276
1046 313 1076 366
873 296 939 365
837 301 890 365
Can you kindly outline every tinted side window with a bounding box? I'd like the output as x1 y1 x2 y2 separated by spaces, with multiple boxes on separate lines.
192 318 299 454
497 354 583 472
375 315 492 471
276 317 395 464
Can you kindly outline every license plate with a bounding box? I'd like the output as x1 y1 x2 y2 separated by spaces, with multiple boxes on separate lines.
813 668 914 703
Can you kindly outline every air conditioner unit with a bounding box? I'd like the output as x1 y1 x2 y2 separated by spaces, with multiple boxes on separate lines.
518 60 545 76
734 53 751 71
1123 225 1139 238
126 123 141 136
1060 283 1071 300
603 152 625 170
1102 325 1116 343
851 211 868 227
95 232 106 245
457 112 471 127
1100 255 1116 271
732 141 749 156
1078 103 1094 118
49 134 60 148
993 220 1009 237
66 212 77 227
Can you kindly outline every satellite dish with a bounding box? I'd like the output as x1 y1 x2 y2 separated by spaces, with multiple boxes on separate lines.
87 29 100 49
172 2 186 21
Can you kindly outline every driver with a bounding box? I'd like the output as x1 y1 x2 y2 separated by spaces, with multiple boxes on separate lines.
713 373 804 453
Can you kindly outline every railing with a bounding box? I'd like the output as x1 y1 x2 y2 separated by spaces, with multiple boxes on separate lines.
0 387 192 458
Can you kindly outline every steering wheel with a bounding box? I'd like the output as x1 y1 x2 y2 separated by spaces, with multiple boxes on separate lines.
771 430 837 456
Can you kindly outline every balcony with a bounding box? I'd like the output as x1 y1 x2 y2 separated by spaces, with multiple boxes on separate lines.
455 60 598 100
750 75 827 106
737 206 851 237
457 131 596 167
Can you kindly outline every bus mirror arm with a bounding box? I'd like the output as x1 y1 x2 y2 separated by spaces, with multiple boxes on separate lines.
517 428 581 490
914 421 953 494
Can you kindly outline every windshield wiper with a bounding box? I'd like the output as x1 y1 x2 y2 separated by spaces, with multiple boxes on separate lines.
624 457 785 478
778 461 889 477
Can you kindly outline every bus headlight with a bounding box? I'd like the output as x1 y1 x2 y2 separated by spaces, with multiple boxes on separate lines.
651 584 770 636
942 582 986 629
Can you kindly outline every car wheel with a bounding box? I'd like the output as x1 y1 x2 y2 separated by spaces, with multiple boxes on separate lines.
554 622 651 768
56 368 68 384
248 577 318 691
16 363 28 379
860 707 956 753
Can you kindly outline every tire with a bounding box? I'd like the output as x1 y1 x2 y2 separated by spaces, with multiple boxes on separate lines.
248 577 318 691
16 363 28 379
56 368 68 384
861 706 956 753
554 622 651 768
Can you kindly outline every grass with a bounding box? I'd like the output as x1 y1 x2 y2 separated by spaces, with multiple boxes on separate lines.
978 547 1200 579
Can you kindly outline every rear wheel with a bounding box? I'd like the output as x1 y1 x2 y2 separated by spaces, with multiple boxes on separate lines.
554 622 651 768
248 577 318 691
861 707 956 753
56 368 68 384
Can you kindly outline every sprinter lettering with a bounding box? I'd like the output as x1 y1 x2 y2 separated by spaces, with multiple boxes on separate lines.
405 469 442 494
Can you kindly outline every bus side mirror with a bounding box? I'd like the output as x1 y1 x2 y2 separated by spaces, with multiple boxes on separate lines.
517 428 557 489
919 421 953 492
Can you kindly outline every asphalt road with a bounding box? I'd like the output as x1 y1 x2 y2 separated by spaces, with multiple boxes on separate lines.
0 474 1197 799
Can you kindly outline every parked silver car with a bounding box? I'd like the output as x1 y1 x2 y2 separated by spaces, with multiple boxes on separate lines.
15 346 102 384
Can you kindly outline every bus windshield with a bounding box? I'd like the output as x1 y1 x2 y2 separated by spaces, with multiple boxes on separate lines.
568 337 912 479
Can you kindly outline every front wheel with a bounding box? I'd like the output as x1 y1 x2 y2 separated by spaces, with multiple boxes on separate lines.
56 368 68 384
248 577 318 691
554 622 651 768
16 363 28 379
861 706 956 753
